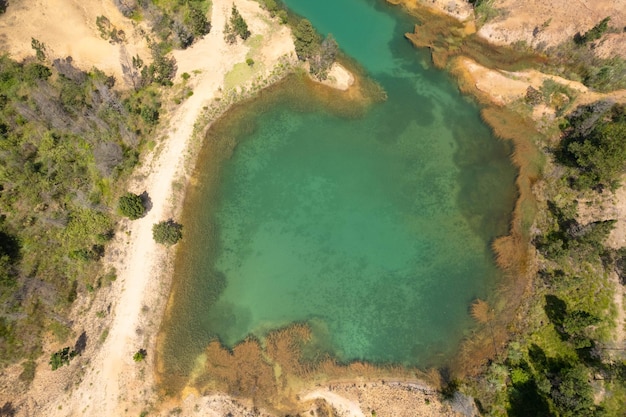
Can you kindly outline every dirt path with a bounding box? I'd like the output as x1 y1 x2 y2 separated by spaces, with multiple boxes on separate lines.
4 0 294 415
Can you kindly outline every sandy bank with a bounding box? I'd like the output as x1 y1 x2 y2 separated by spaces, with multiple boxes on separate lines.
320 62 356 91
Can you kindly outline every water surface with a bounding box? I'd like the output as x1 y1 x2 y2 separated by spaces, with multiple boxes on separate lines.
162 0 517 374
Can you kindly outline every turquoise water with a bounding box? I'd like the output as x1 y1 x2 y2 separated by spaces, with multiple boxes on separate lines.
163 0 517 372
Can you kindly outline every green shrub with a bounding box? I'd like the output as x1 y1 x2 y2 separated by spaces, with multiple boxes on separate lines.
246 58 254 66
574 17 610 45
277 10 288 24
133 349 147 362
49 347 76 370
118 192 146 220
152 220 183 246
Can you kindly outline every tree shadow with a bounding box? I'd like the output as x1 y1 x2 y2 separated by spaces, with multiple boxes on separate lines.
507 379 553 417
74 331 87 355
528 343 548 371
0 230 20 261
140 191 153 215
0 402 16 417
544 294 567 328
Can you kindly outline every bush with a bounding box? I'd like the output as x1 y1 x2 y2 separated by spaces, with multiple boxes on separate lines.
574 17 610 45
118 192 146 220
133 348 147 362
49 347 76 370
152 220 183 246
246 58 254 66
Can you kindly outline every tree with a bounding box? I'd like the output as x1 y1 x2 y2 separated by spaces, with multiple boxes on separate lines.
560 103 626 189
31 38 46 61
229 5 250 40
293 19 318 60
118 192 146 220
152 220 183 246
574 17 611 45
310 34 338 79
550 365 596 417
186 4 210 37
141 43 177 86
49 347 76 370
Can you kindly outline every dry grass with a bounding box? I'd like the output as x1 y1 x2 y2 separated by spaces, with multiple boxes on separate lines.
470 299 493 324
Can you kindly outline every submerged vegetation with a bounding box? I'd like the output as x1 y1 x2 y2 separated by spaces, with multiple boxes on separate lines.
399 2 626 414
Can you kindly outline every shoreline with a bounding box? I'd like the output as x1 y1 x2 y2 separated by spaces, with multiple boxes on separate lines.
4 0 625 416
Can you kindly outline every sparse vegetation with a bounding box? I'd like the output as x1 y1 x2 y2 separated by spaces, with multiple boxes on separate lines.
30 38 46 61
112 0 211 49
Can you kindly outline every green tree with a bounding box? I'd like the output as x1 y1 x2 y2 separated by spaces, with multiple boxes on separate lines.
310 34 338 80
117 192 146 220
142 43 177 86
575 17 611 45
152 220 183 246
31 38 46 61
186 4 210 37
230 5 250 40
561 103 626 189
49 347 76 370
293 19 319 60
550 365 596 417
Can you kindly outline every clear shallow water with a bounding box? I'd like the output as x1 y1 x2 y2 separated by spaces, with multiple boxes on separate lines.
163 0 517 372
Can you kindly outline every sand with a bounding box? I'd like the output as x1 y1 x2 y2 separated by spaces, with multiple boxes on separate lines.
476 0 626 58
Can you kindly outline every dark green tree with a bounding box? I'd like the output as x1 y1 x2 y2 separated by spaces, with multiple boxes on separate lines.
117 192 146 220
550 365 596 417
560 103 626 189
574 17 611 45
186 4 210 37
152 220 183 246
141 43 177 86
31 38 47 61
293 19 319 60
230 5 250 40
